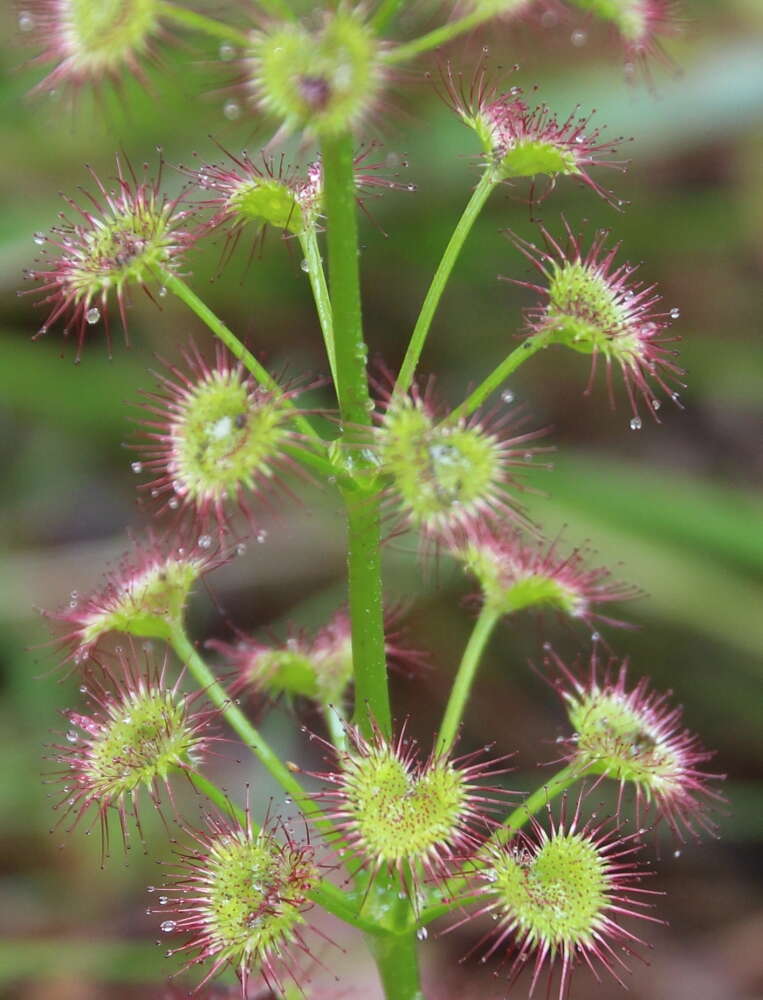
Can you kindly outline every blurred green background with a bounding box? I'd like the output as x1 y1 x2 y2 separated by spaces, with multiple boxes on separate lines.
1 1 762 997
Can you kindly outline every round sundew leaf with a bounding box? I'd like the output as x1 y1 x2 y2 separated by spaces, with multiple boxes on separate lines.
380 402 505 531
227 177 307 234
569 688 680 792
69 196 177 302
85 688 195 796
569 0 657 46
546 260 630 350
79 558 201 646
490 833 608 948
460 540 586 616
247 649 321 700
203 831 315 963
28 157 193 355
169 371 291 506
67 0 159 73
158 814 318 986
345 750 467 864
251 11 380 136
498 139 580 179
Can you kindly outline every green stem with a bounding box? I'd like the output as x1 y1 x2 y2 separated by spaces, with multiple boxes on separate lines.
157 3 252 46
496 762 585 844
371 0 406 31
160 272 307 429
170 625 315 821
418 762 587 926
343 490 390 739
161 271 341 480
383 9 490 63
159 0 289 38
298 228 336 384
321 132 391 741
188 769 245 824
437 606 500 756
395 170 497 397
173 624 385 927
367 930 424 1000
320 133 372 431
322 703 349 754
448 332 553 423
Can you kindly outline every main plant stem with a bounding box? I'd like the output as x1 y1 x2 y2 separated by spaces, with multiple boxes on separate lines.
321 132 391 742
437 605 500 756
368 931 424 1000
321 132 419 999
395 170 496 397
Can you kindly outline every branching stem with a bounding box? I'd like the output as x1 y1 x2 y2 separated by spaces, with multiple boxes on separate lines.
448 331 554 422
395 170 497 397
437 605 500 756
383 9 493 64
298 228 337 384
158 0 290 41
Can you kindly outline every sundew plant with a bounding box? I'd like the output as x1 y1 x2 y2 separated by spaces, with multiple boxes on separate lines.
19 1 726 998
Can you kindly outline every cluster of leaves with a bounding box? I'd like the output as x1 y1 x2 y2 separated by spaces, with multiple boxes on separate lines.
17 2 727 999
